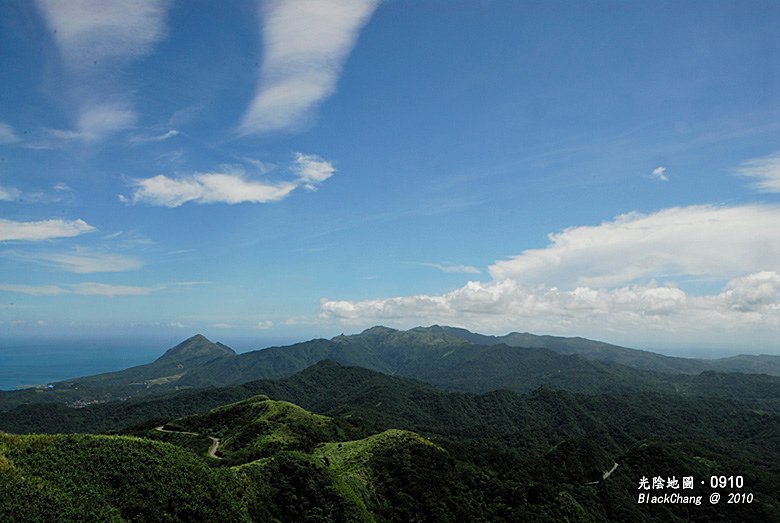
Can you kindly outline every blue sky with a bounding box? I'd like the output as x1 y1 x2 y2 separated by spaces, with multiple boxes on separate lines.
2 0 780 356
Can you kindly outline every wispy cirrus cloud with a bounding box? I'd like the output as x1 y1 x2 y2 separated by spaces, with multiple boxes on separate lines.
0 185 22 202
0 122 21 144
0 282 150 296
238 0 379 135
129 129 180 144
0 284 67 296
37 0 169 70
0 218 95 241
651 166 668 181
3 250 142 273
0 182 75 205
0 280 205 297
126 153 335 207
416 262 481 275
35 0 170 141
737 151 780 193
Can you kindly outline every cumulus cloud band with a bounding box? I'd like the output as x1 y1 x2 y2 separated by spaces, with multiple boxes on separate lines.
489 204 780 288
320 204 780 344
320 273 780 337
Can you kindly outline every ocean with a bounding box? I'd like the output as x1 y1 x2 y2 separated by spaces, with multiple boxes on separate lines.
0 340 171 391
0 336 292 391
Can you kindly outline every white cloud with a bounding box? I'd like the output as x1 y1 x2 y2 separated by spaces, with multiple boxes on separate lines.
129 129 179 144
719 271 780 312
35 0 170 140
9 251 142 273
0 280 204 297
77 103 137 140
320 204 780 347
129 171 297 207
0 183 76 204
239 0 379 135
195 173 296 204
293 153 336 185
0 185 21 202
256 320 274 330
36 0 169 70
418 262 481 275
737 151 780 192
45 102 138 143
71 282 151 296
0 218 95 241
651 166 668 181
0 284 68 296
128 153 334 206
0 122 21 144
489 204 780 288
0 282 151 296
320 275 780 343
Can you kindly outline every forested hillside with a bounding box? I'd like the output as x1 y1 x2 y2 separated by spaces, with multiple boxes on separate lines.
2 328 779 521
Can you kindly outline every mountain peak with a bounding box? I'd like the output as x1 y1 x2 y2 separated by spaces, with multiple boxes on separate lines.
156 334 236 363
359 326 398 336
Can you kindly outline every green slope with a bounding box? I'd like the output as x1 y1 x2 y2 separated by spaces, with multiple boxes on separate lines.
0 433 248 522
3 370 779 522
157 395 357 464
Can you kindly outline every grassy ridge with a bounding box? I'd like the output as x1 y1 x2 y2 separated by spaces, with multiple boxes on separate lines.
0 433 248 522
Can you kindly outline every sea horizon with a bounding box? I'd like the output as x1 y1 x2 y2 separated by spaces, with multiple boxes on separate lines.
0 336 295 391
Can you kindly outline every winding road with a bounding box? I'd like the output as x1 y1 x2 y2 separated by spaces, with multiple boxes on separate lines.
154 425 222 460
602 462 619 480
584 462 619 485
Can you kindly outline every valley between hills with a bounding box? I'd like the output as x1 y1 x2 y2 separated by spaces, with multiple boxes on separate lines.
2 326 780 522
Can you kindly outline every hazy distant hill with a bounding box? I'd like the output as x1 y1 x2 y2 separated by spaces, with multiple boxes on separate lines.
175 326 670 394
0 335 236 409
436 325 780 375
58 334 236 388
4 325 780 412
174 326 780 395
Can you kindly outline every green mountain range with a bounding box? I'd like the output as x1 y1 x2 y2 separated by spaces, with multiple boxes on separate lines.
2 326 779 522
4 326 780 412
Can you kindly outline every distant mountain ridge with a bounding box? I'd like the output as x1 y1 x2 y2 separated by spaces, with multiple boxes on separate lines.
59 333 236 388
174 325 780 391
434 325 780 375
3 325 780 411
